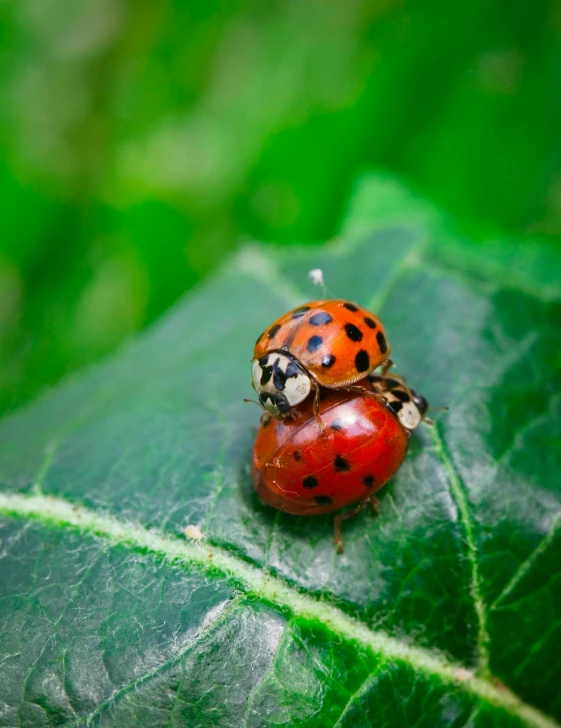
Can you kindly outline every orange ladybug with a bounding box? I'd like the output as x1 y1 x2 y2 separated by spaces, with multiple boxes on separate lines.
252 300 390 418
252 375 427 552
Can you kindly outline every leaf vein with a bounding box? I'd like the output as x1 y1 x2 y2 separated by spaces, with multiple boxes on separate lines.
429 426 491 676
490 513 561 611
68 596 243 727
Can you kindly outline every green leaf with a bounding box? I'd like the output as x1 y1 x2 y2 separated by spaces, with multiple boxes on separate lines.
1 175 560 728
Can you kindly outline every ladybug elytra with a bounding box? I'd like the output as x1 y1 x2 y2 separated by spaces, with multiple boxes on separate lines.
252 375 429 552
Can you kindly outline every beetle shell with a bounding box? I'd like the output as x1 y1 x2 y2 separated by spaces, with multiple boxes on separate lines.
252 385 408 516
253 300 390 390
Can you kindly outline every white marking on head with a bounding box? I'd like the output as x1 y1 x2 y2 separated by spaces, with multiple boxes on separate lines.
252 352 311 416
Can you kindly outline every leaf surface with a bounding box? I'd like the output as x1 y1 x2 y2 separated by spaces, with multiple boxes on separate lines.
0 175 560 728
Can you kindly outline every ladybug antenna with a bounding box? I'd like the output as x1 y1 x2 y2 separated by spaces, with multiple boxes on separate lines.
243 397 262 408
422 405 449 427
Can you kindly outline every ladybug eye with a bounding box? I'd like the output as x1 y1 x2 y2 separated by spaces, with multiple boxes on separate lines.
258 392 291 416
271 394 291 414
412 390 429 415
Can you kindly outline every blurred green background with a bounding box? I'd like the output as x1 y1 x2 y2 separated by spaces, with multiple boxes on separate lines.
1 0 560 414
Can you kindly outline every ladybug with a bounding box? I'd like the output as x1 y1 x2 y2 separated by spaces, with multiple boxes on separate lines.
252 300 390 418
252 376 429 552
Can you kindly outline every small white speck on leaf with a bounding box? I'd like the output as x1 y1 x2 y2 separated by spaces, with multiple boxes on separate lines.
184 525 204 541
454 667 475 682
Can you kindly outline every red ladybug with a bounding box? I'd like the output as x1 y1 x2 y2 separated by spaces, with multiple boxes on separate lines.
252 376 428 552
252 300 390 418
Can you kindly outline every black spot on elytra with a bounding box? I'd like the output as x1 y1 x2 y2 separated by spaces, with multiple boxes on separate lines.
363 474 375 488
364 316 376 329
344 323 363 342
292 306 311 319
388 400 403 414
307 335 323 353
343 302 358 312
376 331 388 354
309 312 332 326
355 350 370 372
293 451 302 461
393 389 411 403
330 422 343 431
322 354 336 368
334 455 350 471
255 331 265 346
314 495 333 505
268 323 281 339
303 476 318 489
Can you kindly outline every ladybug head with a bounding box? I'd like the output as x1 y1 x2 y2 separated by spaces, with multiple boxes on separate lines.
252 351 311 417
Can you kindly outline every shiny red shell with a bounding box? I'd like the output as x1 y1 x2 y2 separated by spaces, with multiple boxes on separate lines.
252 385 408 516
253 300 390 389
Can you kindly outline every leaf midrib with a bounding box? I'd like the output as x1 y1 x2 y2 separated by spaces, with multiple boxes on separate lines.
0 491 557 728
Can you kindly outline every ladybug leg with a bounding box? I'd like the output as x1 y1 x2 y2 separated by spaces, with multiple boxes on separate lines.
380 358 395 376
343 385 387 407
369 495 381 515
311 380 327 433
333 501 369 554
